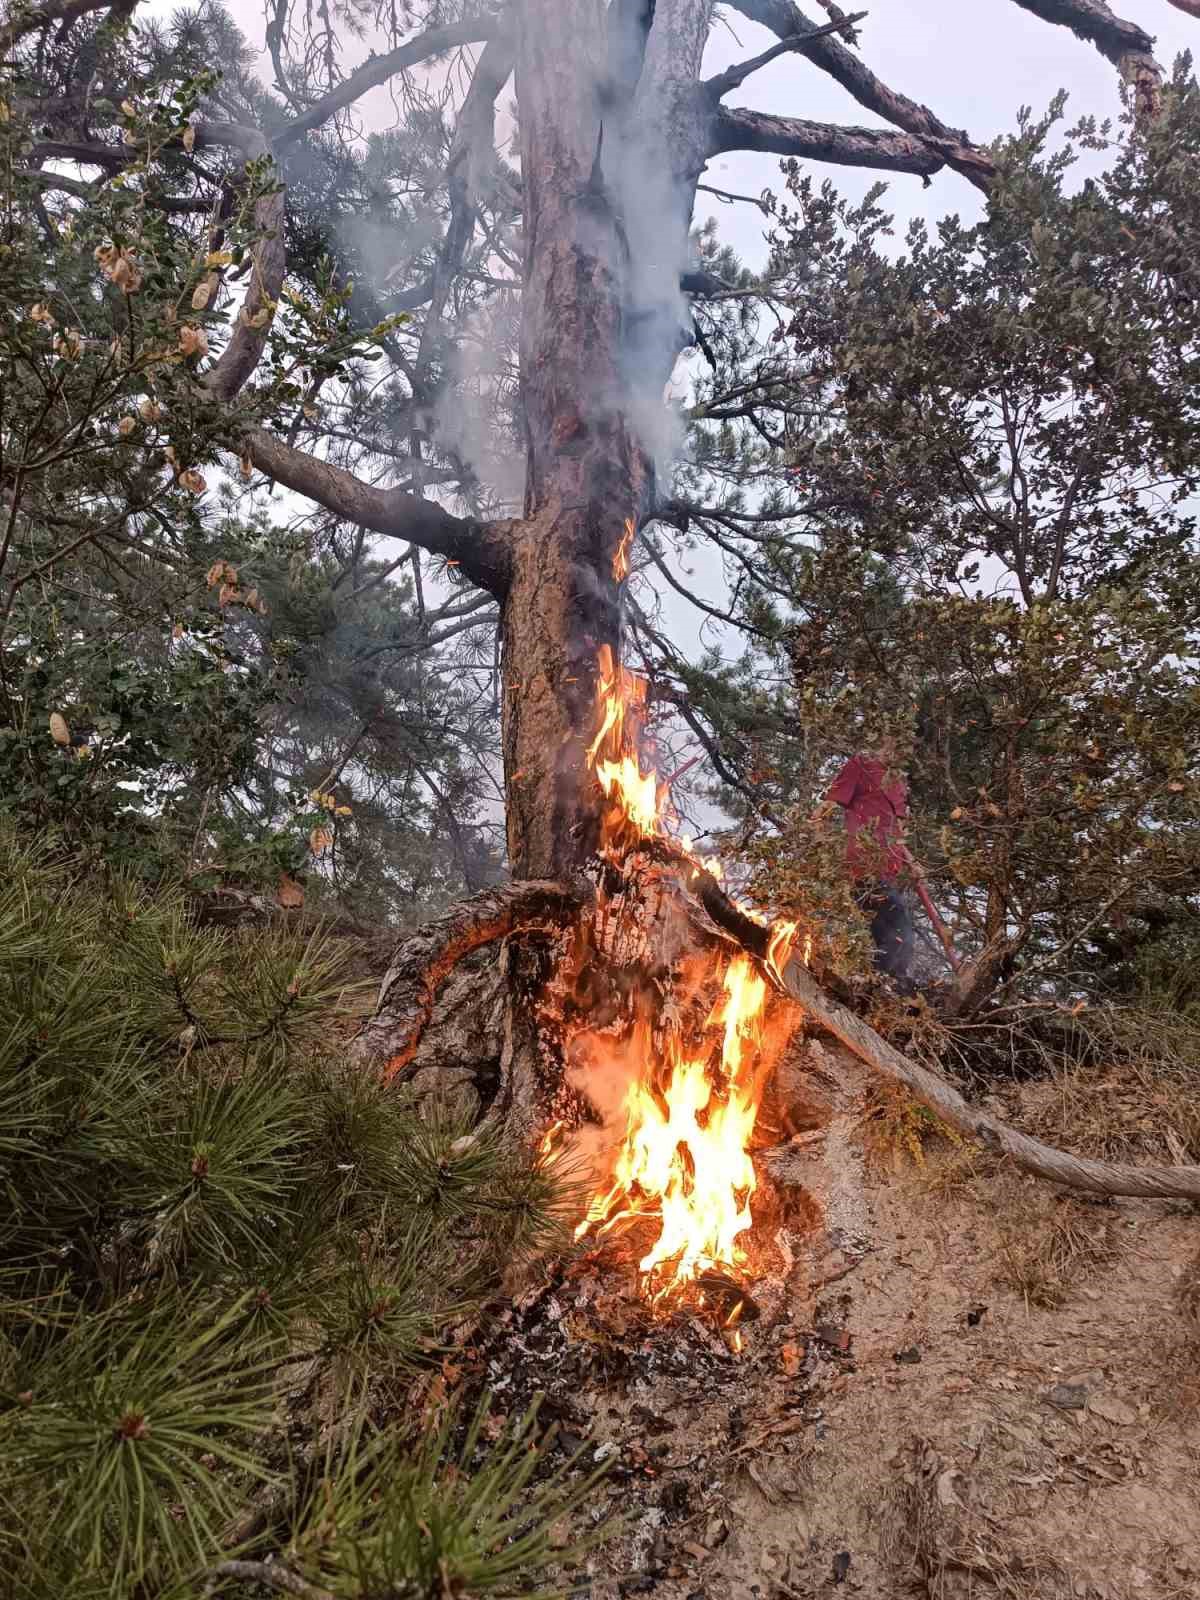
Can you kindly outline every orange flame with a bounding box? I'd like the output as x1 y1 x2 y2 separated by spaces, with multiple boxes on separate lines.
574 954 768 1295
613 517 635 581
572 639 811 1310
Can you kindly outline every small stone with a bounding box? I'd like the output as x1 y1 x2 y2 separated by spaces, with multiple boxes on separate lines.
1046 1382 1089 1411
704 1516 729 1550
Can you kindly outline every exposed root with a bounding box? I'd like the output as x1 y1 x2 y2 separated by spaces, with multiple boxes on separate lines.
355 850 1200 1202
353 877 593 1083
780 956 1200 1201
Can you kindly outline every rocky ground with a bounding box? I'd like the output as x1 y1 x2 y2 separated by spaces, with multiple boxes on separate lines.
471 1034 1200 1600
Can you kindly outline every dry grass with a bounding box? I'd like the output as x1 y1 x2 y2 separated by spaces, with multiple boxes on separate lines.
993 1005 1200 1168
991 1181 1120 1309
882 1435 1073 1600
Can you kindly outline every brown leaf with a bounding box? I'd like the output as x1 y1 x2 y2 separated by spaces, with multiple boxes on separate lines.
1088 1394 1137 1426
49 712 71 746
309 827 333 857
276 874 304 909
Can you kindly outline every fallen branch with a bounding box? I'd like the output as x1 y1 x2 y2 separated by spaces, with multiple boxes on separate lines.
658 841 1200 1200
779 956 1200 1202
354 878 593 1083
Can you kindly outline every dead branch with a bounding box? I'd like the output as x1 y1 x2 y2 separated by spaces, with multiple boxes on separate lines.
272 18 499 150
779 958 1200 1201
1010 0 1162 114
354 878 594 1083
701 13 868 99
0 0 123 52
723 0 996 190
706 108 945 177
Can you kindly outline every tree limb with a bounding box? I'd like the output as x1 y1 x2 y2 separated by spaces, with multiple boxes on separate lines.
272 18 500 149
240 428 514 598
702 13 868 98
0 0 123 52
353 878 594 1082
780 955 1200 1199
707 106 944 176
1167 0 1200 17
411 34 516 411
207 1560 334 1600
723 0 996 190
1010 0 1162 114
659 842 1200 1201
195 121 286 404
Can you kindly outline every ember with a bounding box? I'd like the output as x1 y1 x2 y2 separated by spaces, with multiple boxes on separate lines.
571 635 805 1310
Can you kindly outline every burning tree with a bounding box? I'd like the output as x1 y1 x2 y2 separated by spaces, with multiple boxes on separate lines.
7 0 1200 1329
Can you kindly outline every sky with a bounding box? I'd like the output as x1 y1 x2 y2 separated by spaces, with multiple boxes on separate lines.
700 1 1197 268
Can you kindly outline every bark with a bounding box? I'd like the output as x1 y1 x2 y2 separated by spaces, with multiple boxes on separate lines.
1010 0 1162 115
500 0 650 882
707 108 946 176
723 0 997 190
244 428 514 598
353 877 593 1082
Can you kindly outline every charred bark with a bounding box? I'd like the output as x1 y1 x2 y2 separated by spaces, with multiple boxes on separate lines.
500 0 649 885
353 877 593 1083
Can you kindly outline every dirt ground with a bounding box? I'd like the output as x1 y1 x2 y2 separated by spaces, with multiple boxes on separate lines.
479 1036 1200 1600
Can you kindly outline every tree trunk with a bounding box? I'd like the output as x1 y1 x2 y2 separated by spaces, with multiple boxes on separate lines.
502 0 647 883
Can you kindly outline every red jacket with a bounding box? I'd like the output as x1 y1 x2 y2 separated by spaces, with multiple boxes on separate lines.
827 755 907 882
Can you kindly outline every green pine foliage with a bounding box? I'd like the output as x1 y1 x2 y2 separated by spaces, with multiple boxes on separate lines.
0 833 594 1597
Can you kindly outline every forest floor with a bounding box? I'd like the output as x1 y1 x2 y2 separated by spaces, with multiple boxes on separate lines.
476 1032 1200 1600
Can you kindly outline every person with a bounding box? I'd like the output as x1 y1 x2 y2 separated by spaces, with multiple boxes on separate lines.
812 740 916 992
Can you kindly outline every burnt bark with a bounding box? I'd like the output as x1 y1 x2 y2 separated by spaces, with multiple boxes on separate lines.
500 0 653 883
353 877 592 1083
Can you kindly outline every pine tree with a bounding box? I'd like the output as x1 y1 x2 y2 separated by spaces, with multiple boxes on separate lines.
0 832 598 1597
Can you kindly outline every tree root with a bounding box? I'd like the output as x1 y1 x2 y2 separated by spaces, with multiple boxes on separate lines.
779 957 1200 1202
356 856 1200 1200
354 877 593 1083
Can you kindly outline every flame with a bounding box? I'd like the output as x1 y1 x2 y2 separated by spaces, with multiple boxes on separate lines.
570 636 812 1311
613 517 635 581
575 955 767 1296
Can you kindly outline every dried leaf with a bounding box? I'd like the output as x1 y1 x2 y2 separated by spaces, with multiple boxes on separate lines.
182 123 196 153
276 874 304 909
309 827 333 857
49 712 71 747
936 1468 964 1508
1088 1395 1137 1426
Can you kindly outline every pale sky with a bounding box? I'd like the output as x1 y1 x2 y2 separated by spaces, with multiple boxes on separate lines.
701 1 1197 268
